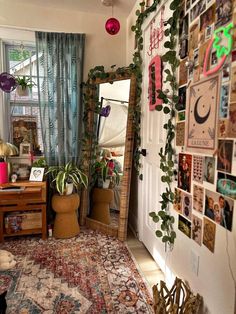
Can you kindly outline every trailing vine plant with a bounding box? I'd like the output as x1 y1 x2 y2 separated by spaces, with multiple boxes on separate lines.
131 0 181 246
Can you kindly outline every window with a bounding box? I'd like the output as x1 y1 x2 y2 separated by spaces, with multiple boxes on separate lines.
5 43 43 153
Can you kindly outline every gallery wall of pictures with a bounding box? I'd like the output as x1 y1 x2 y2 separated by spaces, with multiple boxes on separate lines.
175 0 235 254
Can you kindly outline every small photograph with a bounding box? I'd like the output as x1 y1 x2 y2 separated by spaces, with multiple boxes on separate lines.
217 172 236 202
179 60 188 86
205 24 214 40
188 61 194 79
205 188 234 230
178 153 192 193
232 51 236 62
194 48 199 66
215 0 232 27
193 155 204 183
219 84 229 119
178 215 192 238
193 184 204 213
192 215 203 246
222 63 230 82
218 119 228 138
230 66 236 102
193 66 200 83
19 143 31 157
204 156 215 184
178 111 186 121
227 103 236 138
179 14 189 59
199 5 215 42
182 192 192 220
189 22 199 56
173 188 183 213
176 122 185 146
203 217 216 253
217 139 233 173
177 86 187 111
211 51 218 65
199 40 210 73
190 0 206 23
29 167 45 182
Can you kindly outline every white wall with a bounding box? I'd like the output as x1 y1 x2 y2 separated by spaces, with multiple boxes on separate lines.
0 0 127 78
127 1 236 314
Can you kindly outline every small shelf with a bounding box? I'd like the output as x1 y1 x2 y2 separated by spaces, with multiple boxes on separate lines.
4 228 42 237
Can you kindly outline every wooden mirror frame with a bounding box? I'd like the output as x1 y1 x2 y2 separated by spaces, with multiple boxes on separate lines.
80 68 136 241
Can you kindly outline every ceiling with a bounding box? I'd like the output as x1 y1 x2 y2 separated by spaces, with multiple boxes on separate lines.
19 0 137 17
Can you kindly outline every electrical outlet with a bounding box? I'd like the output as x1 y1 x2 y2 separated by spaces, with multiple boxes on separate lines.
190 250 199 276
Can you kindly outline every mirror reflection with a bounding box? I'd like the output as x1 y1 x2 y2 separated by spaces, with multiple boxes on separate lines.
94 79 130 213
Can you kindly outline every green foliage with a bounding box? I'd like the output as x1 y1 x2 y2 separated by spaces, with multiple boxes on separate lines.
15 76 36 90
32 157 47 168
46 161 88 196
131 0 181 246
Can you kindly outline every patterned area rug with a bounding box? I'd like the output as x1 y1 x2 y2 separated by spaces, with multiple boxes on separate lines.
0 228 154 313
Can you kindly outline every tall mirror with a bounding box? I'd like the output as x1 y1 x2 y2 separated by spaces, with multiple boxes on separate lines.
80 69 136 241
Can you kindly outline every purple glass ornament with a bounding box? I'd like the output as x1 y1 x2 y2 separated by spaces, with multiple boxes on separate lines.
0 72 17 93
105 18 120 35
100 105 111 117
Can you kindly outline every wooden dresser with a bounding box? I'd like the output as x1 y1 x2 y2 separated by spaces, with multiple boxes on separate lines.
0 181 47 242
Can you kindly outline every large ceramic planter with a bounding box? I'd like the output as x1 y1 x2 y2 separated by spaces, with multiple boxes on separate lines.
52 193 80 238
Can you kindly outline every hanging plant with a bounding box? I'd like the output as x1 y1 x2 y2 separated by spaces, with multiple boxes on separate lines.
131 0 181 246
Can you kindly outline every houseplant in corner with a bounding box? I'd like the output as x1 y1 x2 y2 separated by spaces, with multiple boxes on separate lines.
91 158 120 189
15 76 36 97
46 161 88 238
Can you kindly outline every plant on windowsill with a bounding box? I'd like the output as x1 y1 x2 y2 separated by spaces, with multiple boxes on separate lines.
15 76 36 97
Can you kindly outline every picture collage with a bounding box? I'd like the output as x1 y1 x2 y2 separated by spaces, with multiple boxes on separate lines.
175 0 235 253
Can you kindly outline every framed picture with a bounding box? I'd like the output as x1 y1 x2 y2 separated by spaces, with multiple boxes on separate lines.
11 116 38 152
19 143 31 157
29 167 45 182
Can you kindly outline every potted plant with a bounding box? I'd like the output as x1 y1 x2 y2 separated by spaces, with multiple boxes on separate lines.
91 158 120 189
45 161 88 238
15 76 36 96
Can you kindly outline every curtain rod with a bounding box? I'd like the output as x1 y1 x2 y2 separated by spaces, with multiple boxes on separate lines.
101 97 128 104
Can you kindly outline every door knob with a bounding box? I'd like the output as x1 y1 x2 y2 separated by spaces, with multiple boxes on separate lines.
140 149 147 157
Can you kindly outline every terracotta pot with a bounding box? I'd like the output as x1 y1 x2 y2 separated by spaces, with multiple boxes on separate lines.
52 193 80 238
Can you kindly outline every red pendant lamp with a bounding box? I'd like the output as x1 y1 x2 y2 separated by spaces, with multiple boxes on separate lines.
102 0 120 35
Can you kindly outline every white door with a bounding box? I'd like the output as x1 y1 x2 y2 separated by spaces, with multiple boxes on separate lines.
138 1 173 272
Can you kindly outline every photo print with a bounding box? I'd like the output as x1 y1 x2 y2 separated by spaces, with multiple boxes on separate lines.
178 111 186 121
189 22 199 57
232 50 236 62
217 139 233 173
182 192 192 220
211 51 217 66
192 215 203 246
186 75 220 153
179 13 189 59
203 217 216 253
217 172 236 202
177 86 187 111
204 156 215 184
176 122 185 146
222 64 230 83
29 167 45 182
193 66 200 83
193 184 204 213
194 48 199 66
178 153 192 193
178 215 192 238
179 60 188 86
230 66 236 102
193 155 204 183
205 24 214 40
215 0 232 27
205 188 234 231
219 85 229 119
190 0 206 23
227 103 236 138
218 119 228 138
199 5 215 43
173 188 183 214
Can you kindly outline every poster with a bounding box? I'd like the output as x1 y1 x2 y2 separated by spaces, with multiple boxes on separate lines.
186 75 220 153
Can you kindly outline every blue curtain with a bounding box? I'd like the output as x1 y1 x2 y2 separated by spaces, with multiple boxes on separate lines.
35 32 85 166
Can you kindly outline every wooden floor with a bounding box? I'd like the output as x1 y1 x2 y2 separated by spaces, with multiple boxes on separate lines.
126 229 164 288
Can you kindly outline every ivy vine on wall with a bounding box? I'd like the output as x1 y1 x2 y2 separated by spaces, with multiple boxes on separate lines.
131 0 181 246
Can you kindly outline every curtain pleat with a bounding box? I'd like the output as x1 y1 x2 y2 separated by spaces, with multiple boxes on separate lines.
35 32 85 166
